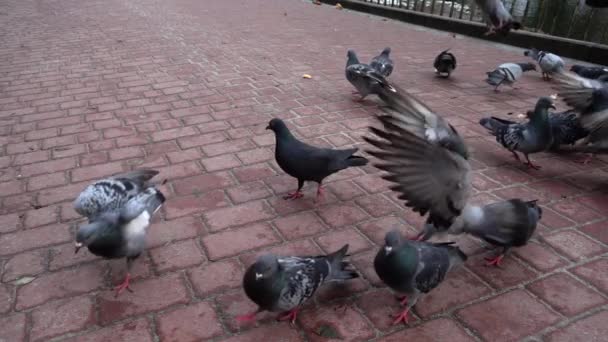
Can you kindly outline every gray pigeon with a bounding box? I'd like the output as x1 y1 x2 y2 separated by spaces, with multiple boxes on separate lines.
370 47 394 77
345 49 386 101
570 65 608 80
73 169 165 296
266 118 368 201
236 244 358 324
434 49 456 78
364 82 542 243
486 62 537 91
374 230 466 324
478 97 555 169
448 199 541 266
474 0 522 36
524 48 565 81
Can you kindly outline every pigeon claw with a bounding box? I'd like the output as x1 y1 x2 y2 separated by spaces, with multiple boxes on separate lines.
236 311 258 323
524 161 541 170
283 191 304 200
397 295 408 306
277 308 299 324
314 186 324 203
391 308 411 325
485 254 505 267
114 273 133 297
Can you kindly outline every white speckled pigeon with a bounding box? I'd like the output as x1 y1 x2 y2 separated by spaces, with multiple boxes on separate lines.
370 47 394 77
374 230 466 324
345 49 387 101
524 48 565 81
267 118 368 201
237 244 358 324
474 0 522 36
486 62 537 91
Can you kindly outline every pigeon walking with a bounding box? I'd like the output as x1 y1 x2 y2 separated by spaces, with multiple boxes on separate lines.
448 199 541 266
474 0 522 36
486 62 536 91
73 169 165 296
478 97 555 169
570 65 608 80
237 244 358 324
267 118 368 201
434 49 457 78
374 230 466 324
345 49 386 101
524 48 565 81
370 47 394 77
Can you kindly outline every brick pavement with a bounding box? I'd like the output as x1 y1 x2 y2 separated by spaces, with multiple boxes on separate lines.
1 0 607 340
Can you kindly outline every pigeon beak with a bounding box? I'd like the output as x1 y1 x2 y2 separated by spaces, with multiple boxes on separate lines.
255 272 263 280
265 125 271 130
74 242 83 254
550 104 556 110
384 246 393 255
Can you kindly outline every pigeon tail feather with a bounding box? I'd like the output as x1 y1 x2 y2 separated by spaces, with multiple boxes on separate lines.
326 244 359 281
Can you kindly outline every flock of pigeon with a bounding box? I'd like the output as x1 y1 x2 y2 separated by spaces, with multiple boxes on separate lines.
70 2 608 329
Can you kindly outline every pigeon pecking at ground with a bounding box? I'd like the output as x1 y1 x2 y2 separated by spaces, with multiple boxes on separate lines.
524 48 565 81
370 47 394 77
236 244 359 324
266 118 368 201
486 62 537 92
478 96 555 169
570 64 608 80
374 230 467 324
474 0 522 36
363 79 542 246
448 199 542 266
345 49 387 101
433 49 457 78
73 169 165 296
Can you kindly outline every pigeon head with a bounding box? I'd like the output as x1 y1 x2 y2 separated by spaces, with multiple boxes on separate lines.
524 48 539 58
251 254 279 281
381 47 391 56
265 118 290 136
346 49 359 66
75 221 105 253
383 230 403 255
535 97 556 111
570 65 583 73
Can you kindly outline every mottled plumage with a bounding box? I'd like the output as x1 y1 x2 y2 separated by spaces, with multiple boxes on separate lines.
474 0 522 35
434 49 456 78
524 48 565 80
370 47 394 77
345 49 386 101
374 230 466 324
486 62 536 91
238 244 358 324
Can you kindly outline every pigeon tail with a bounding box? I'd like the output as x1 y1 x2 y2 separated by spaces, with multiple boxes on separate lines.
433 242 468 268
325 244 359 281
346 155 369 167
485 69 506 86
113 169 159 183
479 117 515 136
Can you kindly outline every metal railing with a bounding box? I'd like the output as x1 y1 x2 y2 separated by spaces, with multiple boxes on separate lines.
361 0 608 45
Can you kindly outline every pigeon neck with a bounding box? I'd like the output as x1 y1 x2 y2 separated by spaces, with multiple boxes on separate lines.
529 108 550 126
346 54 359 67
517 63 535 72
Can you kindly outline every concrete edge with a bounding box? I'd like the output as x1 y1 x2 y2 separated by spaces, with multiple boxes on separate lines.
321 0 608 65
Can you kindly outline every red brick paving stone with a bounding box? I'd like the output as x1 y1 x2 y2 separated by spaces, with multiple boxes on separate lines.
273 211 327 240
550 200 604 223
157 301 224 341
380 318 475 342
149 239 206 273
172 171 236 196
0 213 20 233
457 289 561 341
233 163 277 183
30 295 96 341
467 253 537 290
23 205 59 228
219 323 304 342
62 318 153 342
0 313 26 341
226 180 272 204
512 241 568 272
358 216 414 245
49 242 99 271
543 230 606 261
163 190 230 219
98 273 189 324
0 285 11 314
350 249 384 287
546 310 608 342
571 258 608 294
202 200 275 232
537 206 576 232
577 193 608 213
325 180 366 201
202 222 280 260
317 203 369 228
355 193 401 217
0 223 71 256
16 263 105 310
579 220 608 244
315 228 372 255
215 290 272 332
188 258 243 297
355 288 417 331
299 303 375 341
527 273 605 317
2 249 46 282
201 154 242 172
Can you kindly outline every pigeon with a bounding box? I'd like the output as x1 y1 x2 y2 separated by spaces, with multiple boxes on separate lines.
473 0 522 36
480 110 587 151
266 118 368 201
236 244 359 324
374 230 466 324
345 49 386 101
73 169 165 297
478 97 555 169
363 80 543 242
486 62 536 91
524 48 565 81
578 0 608 8
370 47 394 77
448 199 541 266
570 65 608 80
434 49 457 78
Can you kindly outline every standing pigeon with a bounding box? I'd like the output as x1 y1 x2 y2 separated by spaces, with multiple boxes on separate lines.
478 97 555 169
73 169 165 296
570 65 608 80
236 244 359 324
474 0 522 36
434 49 457 78
370 47 394 77
448 199 541 266
374 230 466 324
524 48 565 81
486 62 537 91
267 118 368 201
345 49 386 101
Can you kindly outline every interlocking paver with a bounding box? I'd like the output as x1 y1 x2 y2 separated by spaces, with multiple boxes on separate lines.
1 0 608 340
